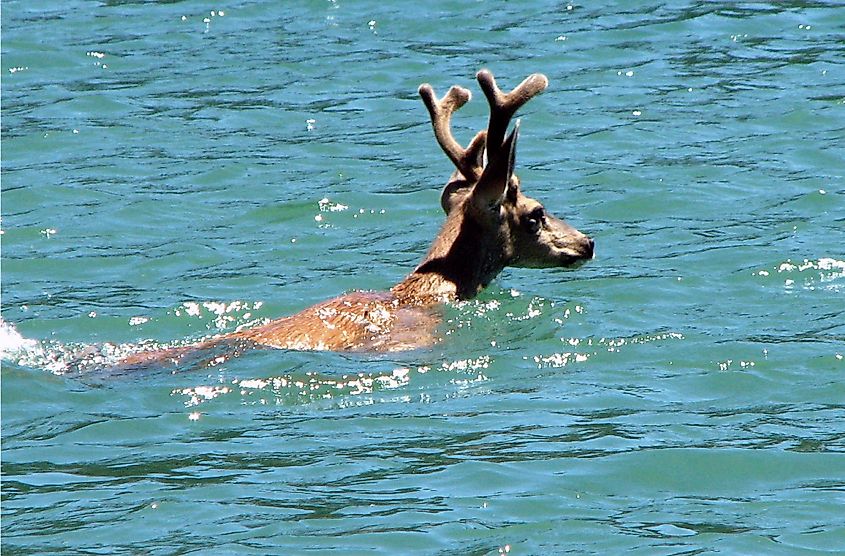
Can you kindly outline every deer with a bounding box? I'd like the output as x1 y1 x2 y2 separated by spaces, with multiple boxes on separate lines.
114 69 594 369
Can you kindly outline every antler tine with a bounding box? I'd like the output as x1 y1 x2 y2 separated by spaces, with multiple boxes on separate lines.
476 69 548 157
419 83 485 181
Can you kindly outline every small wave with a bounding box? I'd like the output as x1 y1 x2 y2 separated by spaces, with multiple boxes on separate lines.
171 350 503 410
753 257 845 292
171 365 418 409
533 331 685 369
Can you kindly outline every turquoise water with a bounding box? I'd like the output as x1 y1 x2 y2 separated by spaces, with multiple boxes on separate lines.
2 0 844 553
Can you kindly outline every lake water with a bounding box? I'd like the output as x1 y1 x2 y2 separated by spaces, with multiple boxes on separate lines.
2 0 844 553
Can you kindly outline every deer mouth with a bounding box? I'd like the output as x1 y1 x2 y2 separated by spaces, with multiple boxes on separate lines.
559 238 595 267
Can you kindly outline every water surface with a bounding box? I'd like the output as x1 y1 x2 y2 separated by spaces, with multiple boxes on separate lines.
2 1 844 554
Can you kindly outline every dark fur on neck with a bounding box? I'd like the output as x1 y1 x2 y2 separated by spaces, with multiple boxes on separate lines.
392 202 511 304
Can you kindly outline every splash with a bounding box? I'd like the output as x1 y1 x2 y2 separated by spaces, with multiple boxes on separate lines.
1 331 173 376
0 318 38 359
175 300 264 330
1 299 264 375
0 317 94 374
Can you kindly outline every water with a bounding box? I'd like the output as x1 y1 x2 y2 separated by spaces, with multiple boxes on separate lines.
2 0 844 553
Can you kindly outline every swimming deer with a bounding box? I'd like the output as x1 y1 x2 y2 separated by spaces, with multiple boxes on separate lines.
118 69 594 367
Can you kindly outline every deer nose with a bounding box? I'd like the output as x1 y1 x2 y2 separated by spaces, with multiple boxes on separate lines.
586 237 595 258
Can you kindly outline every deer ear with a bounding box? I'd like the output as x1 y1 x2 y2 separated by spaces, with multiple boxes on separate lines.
505 119 519 184
468 130 488 172
472 120 519 210
440 179 471 214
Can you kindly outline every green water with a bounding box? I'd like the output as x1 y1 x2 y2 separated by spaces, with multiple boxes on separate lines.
2 0 844 553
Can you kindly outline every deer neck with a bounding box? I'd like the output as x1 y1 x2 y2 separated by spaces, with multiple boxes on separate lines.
391 209 510 305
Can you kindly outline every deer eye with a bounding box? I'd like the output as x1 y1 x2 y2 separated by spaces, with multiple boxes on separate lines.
523 207 545 233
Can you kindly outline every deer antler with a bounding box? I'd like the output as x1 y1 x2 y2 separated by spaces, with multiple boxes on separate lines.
476 69 548 157
418 83 486 182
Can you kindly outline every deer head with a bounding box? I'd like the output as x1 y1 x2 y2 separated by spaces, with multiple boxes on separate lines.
393 70 594 303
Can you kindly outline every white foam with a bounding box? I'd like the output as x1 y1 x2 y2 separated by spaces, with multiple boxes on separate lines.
0 317 38 359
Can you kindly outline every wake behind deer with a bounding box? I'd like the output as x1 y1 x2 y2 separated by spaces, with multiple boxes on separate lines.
119 69 594 368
